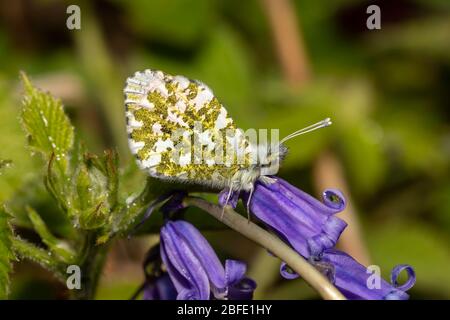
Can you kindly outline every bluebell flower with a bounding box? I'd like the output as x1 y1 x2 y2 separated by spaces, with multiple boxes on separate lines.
160 220 256 300
219 177 347 258
137 178 415 301
311 249 416 300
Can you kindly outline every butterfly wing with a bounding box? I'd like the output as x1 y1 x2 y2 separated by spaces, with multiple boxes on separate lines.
124 70 250 188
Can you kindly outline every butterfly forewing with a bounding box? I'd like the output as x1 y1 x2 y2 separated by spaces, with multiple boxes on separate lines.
125 70 252 188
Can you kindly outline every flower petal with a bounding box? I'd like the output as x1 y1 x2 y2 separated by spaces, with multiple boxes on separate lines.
225 260 246 285
390 264 416 292
280 262 300 280
160 222 210 299
244 177 347 258
320 249 412 300
322 189 346 211
172 221 227 291
218 188 239 208
275 178 346 215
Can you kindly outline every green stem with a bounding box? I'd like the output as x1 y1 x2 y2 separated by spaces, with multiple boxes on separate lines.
184 197 346 300
71 232 109 300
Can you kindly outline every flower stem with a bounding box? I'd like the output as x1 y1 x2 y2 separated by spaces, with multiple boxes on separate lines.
71 232 109 300
184 197 346 300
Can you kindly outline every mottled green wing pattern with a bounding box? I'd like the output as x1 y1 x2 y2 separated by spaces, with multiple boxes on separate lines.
124 70 250 187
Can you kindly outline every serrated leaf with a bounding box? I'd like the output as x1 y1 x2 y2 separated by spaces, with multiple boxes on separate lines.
20 72 74 173
0 207 13 299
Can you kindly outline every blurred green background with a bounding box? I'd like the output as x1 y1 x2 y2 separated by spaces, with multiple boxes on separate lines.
0 0 449 299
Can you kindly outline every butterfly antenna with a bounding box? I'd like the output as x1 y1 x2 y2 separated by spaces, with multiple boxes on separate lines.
279 118 332 145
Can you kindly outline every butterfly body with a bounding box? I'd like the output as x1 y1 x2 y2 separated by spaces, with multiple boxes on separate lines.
124 70 282 193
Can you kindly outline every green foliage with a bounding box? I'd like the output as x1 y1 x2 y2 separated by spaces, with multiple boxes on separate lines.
120 0 214 47
6 177 72 236
18 74 157 244
11 236 66 281
21 72 74 174
367 221 450 298
0 207 13 299
0 81 37 203
68 151 118 230
6 73 162 298
26 206 75 263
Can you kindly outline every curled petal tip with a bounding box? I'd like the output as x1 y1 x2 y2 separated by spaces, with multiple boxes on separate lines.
280 262 300 280
391 264 416 292
323 189 346 212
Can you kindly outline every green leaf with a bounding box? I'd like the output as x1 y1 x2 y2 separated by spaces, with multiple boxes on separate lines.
68 151 121 231
0 207 13 299
20 72 74 173
11 236 65 281
6 175 73 237
366 221 450 298
26 206 75 264
100 177 179 243
43 153 71 212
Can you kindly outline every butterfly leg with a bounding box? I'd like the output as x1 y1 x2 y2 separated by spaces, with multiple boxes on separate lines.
221 181 235 220
246 185 254 223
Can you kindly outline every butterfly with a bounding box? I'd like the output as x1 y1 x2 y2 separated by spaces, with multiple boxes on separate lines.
124 69 331 208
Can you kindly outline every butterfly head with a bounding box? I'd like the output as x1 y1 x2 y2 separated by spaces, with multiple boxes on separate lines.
258 143 288 176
